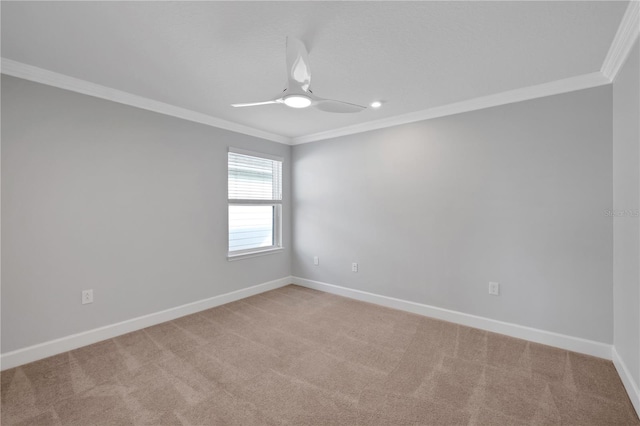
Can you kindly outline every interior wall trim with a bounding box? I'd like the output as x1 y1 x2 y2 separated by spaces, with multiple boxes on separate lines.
290 72 611 145
0 58 291 145
0 276 293 371
613 347 640 417
601 0 640 82
292 276 613 360
2 59 613 146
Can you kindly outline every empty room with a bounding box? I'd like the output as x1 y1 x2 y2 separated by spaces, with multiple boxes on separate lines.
1 1 640 425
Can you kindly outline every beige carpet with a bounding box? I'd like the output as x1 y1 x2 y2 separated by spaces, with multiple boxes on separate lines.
1 284 638 425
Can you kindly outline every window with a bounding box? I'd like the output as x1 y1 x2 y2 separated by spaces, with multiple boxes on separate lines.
228 148 283 258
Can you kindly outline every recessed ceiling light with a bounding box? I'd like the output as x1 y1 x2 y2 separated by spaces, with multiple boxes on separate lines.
370 101 382 109
283 95 312 108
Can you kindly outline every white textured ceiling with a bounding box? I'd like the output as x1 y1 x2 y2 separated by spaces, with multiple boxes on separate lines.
1 1 627 140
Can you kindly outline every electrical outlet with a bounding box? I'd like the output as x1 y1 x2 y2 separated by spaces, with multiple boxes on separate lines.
313 256 319 266
488 282 500 296
82 289 94 305
352 262 358 273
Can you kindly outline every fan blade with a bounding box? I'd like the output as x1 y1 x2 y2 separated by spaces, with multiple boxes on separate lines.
286 37 311 91
231 99 281 108
314 97 366 113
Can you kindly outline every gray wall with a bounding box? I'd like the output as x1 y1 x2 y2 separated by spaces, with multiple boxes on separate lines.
0 71 621 353
293 86 613 343
613 40 640 385
1 75 291 353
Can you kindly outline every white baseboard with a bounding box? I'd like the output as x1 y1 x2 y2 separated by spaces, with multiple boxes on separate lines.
292 277 612 360
613 347 640 417
1 276 293 371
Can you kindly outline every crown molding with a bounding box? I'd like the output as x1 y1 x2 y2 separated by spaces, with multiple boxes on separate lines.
602 0 640 82
1 59 613 147
1 58 292 145
291 72 610 145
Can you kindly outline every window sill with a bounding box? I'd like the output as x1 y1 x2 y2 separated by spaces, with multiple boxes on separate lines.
227 247 285 261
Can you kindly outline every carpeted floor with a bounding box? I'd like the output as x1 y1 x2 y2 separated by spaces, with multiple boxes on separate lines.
1 284 638 425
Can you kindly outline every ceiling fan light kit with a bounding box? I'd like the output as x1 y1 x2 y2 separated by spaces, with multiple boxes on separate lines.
232 37 367 113
283 94 312 108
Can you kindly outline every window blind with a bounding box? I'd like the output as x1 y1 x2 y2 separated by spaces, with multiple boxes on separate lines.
228 152 282 201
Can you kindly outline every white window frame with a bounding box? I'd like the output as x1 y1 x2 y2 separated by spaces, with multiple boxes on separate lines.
227 147 284 260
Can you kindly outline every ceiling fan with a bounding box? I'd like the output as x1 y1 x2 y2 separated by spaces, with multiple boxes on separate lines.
231 37 366 113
